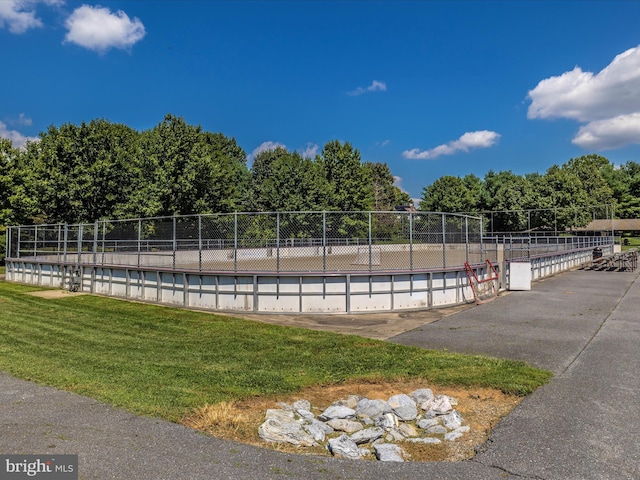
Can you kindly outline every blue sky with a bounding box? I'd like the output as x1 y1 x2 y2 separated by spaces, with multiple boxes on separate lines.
3 1 640 202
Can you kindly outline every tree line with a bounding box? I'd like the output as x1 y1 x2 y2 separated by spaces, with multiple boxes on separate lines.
418 154 640 232
0 114 409 228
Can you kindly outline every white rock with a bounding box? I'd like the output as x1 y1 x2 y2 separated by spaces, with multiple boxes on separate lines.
441 411 463 430
427 425 448 435
398 423 419 438
388 394 418 421
258 417 317 446
303 421 327 442
350 427 384 445
385 429 406 442
417 418 440 429
374 443 405 462
264 409 294 421
444 431 464 441
405 437 442 444
422 395 453 415
328 434 361 460
327 418 364 433
356 398 390 418
375 412 399 430
409 388 434 405
319 405 356 421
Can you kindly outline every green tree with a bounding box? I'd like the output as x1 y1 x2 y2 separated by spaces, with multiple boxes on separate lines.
21 119 142 223
249 146 328 212
318 140 373 211
605 161 640 218
481 171 536 231
538 165 590 230
0 139 16 225
134 114 249 217
564 154 614 208
419 175 477 213
363 161 411 211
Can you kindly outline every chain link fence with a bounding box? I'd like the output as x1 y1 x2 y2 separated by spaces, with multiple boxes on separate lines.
6 211 615 273
475 204 616 236
6 211 490 272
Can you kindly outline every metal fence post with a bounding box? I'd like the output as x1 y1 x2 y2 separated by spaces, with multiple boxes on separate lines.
137 218 142 268
172 216 177 270
368 211 372 271
17 226 22 259
480 217 485 261
101 221 106 265
77 224 83 265
33 225 38 258
5 226 10 259
93 221 99 265
56 224 61 262
409 212 413 270
465 216 469 263
442 213 446 268
276 212 280 272
62 225 67 263
322 211 327 272
198 214 202 271
234 212 238 272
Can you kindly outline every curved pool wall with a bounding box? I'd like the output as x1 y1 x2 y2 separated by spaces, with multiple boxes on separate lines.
4 244 611 314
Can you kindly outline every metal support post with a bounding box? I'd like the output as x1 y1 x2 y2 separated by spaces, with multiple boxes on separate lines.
276 212 280 272
137 218 142 268
198 215 202 271
409 213 413 270
93 221 99 265
368 212 372 271
172 216 177 270
322 212 327 272
234 212 238 272
465 217 469 263
77 224 83 265
442 214 446 268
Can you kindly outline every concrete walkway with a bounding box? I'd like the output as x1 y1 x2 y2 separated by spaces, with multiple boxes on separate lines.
1 269 639 479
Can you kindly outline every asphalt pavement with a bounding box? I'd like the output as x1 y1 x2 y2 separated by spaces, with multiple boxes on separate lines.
1 268 639 479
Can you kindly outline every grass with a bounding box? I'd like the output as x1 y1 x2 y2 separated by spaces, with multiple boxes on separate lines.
0 281 551 423
621 236 640 250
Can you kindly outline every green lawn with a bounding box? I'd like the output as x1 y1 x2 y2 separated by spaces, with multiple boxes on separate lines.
0 281 551 422
621 236 640 250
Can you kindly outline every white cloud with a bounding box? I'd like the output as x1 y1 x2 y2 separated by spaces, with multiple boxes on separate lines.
572 113 640 150
348 80 387 96
528 44 640 150
402 130 501 160
0 121 38 149
298 143 319 159
8 113 33 126
4 113 33 127
64 5 146 53
247 141 286 163
0 0 60 34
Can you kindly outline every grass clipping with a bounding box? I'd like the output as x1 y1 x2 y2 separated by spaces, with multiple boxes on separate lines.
182 378 522 462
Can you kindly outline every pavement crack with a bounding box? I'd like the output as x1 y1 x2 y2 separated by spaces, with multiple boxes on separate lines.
472 458 546 479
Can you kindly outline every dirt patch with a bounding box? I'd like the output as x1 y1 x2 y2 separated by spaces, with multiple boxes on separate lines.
25 290 87 299
182 378 522 462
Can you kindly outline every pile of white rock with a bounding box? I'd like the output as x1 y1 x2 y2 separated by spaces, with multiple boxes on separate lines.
258 388 470 462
